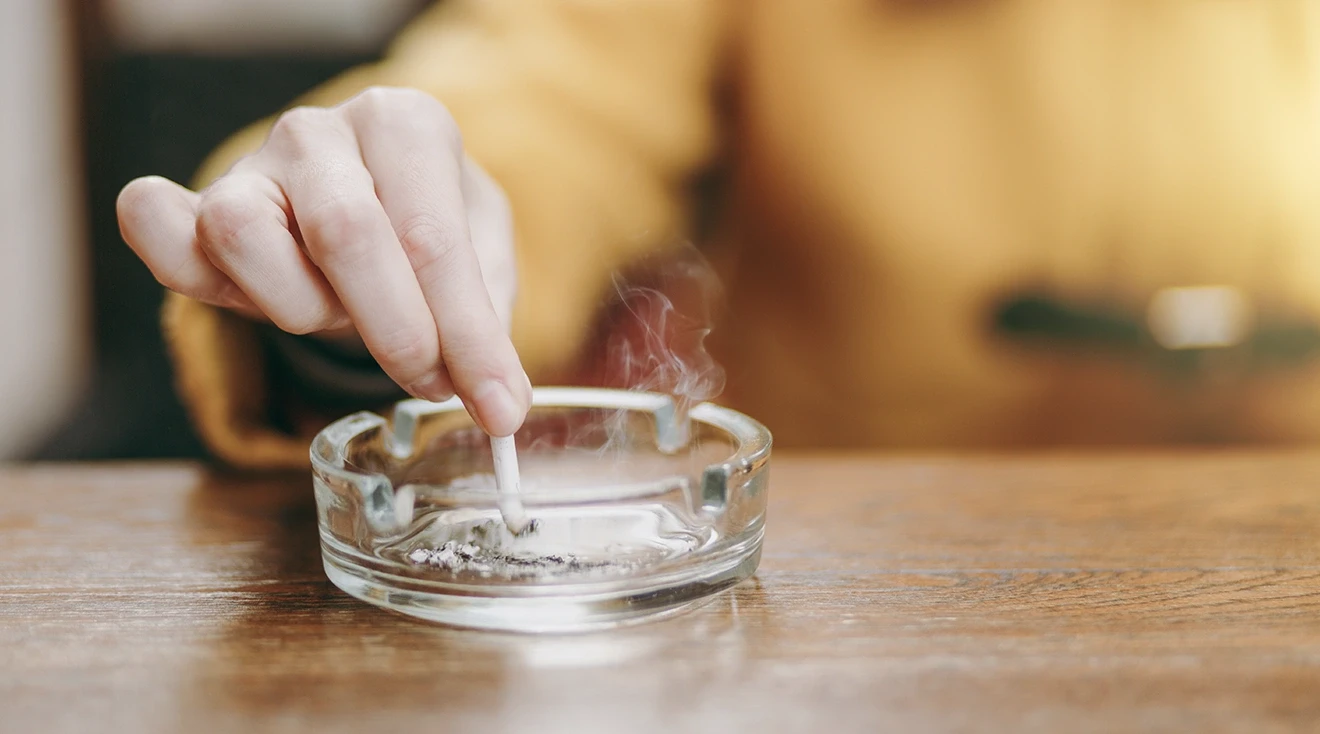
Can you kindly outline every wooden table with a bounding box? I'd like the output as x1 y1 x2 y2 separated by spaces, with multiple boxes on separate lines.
3 454 1320 732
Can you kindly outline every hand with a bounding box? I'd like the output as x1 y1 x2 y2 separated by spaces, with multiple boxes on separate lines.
117 87 530 436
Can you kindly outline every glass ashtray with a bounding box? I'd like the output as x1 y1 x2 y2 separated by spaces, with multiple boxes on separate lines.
311 387 771 632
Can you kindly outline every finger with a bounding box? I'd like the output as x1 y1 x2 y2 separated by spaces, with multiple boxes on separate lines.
117 175 254 311
349 92 530 436
461 155 517 332
194 171 349 335
261 106 452 401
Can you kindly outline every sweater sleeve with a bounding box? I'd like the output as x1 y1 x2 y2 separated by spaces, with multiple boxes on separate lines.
163 0 729 468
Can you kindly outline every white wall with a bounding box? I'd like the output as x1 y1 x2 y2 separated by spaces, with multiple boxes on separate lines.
104 0 428 54
0 1 89 458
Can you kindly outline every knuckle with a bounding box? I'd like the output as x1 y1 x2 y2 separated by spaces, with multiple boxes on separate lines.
299 202 379 267
353 85 404 109
396 214 465 275
355 85 442 114
270 306 339 336
353 86 461 150
269 106 337 151
195 188 259 260
373 333 433 375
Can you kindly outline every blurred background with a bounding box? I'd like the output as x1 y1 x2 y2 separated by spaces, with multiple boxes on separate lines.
10 1 1320 461
6 0 434 461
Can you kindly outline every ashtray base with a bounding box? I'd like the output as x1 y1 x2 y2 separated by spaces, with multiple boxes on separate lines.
322 540 761 633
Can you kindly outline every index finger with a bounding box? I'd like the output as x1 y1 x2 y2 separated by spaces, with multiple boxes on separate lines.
348 92 531 436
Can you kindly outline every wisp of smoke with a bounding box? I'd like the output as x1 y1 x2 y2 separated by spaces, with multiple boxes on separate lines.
513 245 726 461
596 246 727 453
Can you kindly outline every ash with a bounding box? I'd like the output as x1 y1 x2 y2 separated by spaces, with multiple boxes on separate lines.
405 519 641 580
406 542 630 579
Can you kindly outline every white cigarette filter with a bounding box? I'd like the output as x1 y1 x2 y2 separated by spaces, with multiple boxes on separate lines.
490 434 530 534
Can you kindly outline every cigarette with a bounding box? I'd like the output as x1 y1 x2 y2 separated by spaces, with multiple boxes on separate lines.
490 434 530 534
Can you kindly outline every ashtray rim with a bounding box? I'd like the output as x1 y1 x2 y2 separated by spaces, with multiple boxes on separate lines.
309 386 773 497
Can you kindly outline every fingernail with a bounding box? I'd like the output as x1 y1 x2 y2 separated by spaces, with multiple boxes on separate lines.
408 373 454 403
473 380 524 437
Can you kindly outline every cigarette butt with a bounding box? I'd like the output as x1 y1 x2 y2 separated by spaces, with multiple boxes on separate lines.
393 484 415 527
490 434 530 534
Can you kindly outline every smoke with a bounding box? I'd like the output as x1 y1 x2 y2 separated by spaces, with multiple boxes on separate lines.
603 247 726 410
513 245 724 457
510 245 726 463
593 247 726 453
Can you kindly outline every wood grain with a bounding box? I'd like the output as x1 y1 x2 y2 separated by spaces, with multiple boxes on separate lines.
3 453 1320 732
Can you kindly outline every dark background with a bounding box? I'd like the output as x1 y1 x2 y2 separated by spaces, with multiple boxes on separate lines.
34 4 424 460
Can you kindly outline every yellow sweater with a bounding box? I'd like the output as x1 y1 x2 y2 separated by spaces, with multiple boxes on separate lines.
166 0 1320 468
